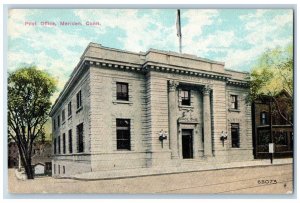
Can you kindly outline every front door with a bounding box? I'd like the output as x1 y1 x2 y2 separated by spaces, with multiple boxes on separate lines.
182 129 193 159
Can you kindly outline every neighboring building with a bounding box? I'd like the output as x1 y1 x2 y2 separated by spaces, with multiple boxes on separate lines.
50 43 253 178
8 142 19 168
252 90 293 159
34 163 45 175
8 141 52 175
31 142 52 175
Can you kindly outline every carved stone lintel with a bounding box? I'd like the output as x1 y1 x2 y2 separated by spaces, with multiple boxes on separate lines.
202 85 211 95
178 110 198 124
168 80 179 92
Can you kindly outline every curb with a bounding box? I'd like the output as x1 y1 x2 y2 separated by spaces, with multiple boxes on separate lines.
72 162 293 181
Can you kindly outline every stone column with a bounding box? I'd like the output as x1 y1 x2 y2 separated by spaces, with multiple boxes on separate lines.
202 85 213 157
193 126 200 159
168 80 179 158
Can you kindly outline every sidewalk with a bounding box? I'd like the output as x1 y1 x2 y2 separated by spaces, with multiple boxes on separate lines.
73 158 293 181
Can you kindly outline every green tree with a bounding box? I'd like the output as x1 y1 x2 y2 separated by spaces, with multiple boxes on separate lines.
249 43 293 125
8 66 57 179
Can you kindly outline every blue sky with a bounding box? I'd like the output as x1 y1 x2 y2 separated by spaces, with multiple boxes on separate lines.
8 9 293 101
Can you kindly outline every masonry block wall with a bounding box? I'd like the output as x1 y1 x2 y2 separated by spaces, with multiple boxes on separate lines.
89 67 147 171
52 68 92 177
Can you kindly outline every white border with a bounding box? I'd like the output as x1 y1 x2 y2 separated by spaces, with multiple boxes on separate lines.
1 1 299 202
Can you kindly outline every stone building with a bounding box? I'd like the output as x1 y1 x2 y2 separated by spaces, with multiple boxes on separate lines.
50 43 253 177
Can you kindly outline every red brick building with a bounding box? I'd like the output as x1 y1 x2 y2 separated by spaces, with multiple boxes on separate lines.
8 142 19 168
252 90 293 159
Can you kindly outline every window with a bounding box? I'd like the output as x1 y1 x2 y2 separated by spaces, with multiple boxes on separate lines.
53 119 56 130
68 101 72 117
257 129 270 145
261 112 268 125
274 131 288 145
181 90 191 106
116 82 129 101
230 95 238 109
63 133 66 154
68 129 73 153
62 109 65 122
58 165 60 174
54 138 57 154
116 119 131 150
57 115 60 127
231 123 240 148
77 123 84 153
63 166 65 174
76 90 82 109
53 164 56 174
58 136 61 154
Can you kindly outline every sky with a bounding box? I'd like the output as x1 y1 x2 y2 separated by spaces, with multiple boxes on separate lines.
7 9 293 101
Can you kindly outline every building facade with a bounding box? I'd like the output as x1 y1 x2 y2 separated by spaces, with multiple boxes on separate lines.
50 43 253 177
252 91 293 159
8 141 52 175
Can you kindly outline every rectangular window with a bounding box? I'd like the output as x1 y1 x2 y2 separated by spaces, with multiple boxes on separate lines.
63 133 66 154
231 123 240 148
257 129 270 145
116 119 131 150
62 109 65 122
77 123 84 153
181 90 191 106
58 136 61 154
274 131 288 145
58 165 60 174
261 112 269 125
57 115 60 127
116 82 129 101
63 166 65 174
68 101 72 117
76 90 82 109
230 95 238 109
53 164 56 174
53 119 56 130
68 129 73 153
54 138 57 154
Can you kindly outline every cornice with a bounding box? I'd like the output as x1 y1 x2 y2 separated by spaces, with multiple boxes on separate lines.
50 53 250 116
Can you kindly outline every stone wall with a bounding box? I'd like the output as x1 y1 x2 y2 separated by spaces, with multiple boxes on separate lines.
52 68 92 177
225 85 253 162
89 66 148 171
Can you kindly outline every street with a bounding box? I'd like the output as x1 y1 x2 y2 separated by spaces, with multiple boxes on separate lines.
8 164 293 194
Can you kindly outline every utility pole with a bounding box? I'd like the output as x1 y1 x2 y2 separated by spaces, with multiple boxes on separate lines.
269 98 274 164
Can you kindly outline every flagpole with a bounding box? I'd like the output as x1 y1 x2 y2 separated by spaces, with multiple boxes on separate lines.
179 33 182 53
177 9 182 53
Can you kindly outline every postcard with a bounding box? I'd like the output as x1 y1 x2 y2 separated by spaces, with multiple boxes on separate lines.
6 7 294 195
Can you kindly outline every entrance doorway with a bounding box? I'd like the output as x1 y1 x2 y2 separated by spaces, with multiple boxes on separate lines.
182 129 193 159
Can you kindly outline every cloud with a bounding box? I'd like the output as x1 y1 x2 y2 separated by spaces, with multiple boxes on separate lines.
182 9 219 39
8 9 294 102
8 10 91 102
182 9 293 71
8 9 34 39
241 10 293 45
74 9 178 52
